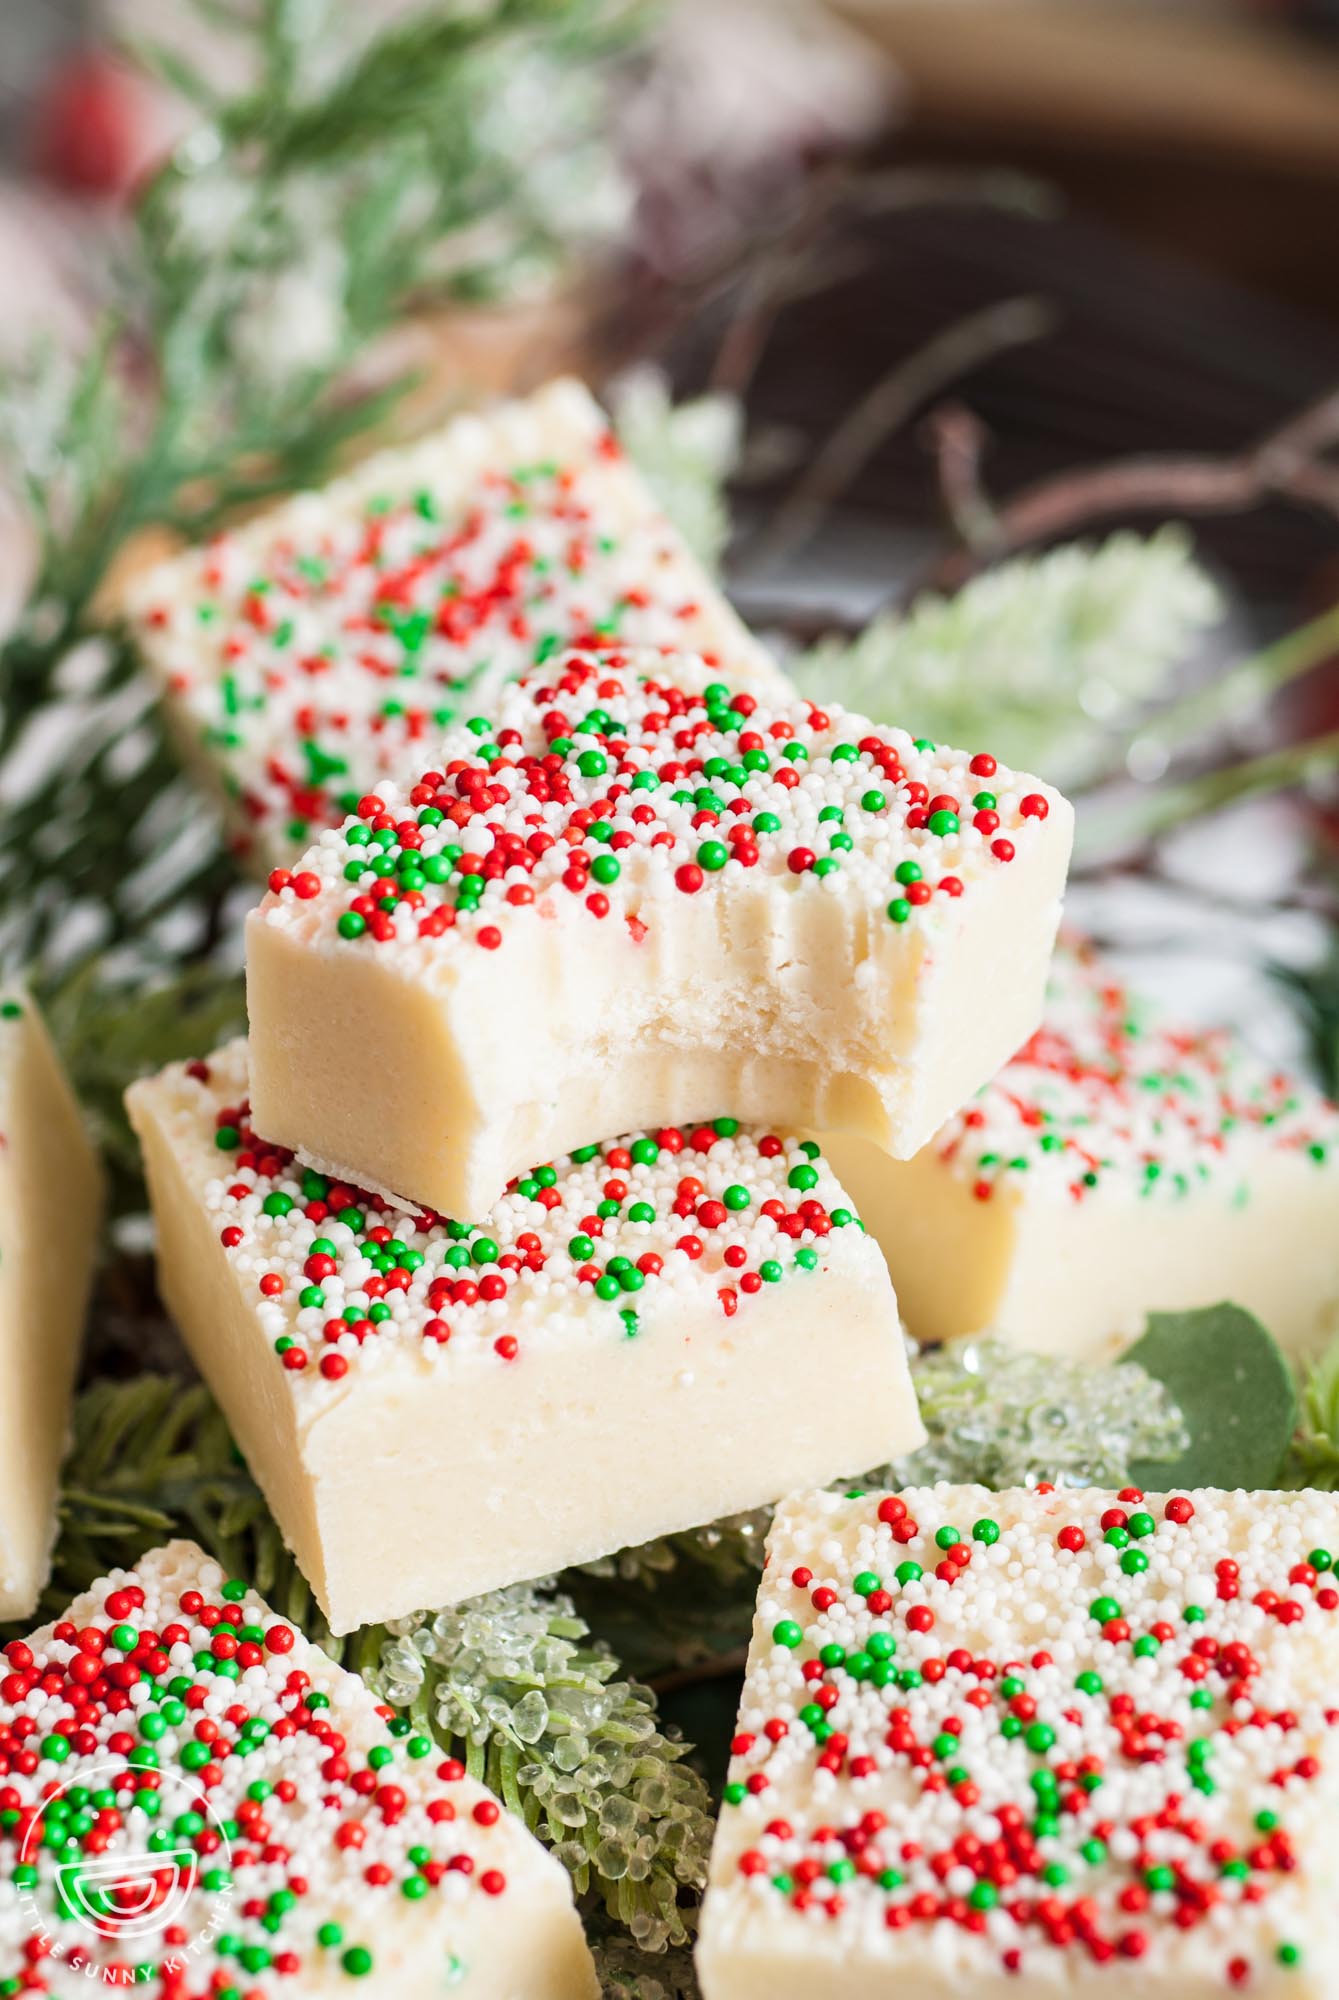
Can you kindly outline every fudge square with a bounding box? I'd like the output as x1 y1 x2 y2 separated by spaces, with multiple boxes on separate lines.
697 1483 1339 2000
126 1041 922 1633
246 647 1074 1222
125 378 784 873
0 1540 597 1999
0 990 102 1620
826 939 1339 1362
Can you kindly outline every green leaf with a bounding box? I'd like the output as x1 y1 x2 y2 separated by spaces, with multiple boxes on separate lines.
1122 1303 1297 1491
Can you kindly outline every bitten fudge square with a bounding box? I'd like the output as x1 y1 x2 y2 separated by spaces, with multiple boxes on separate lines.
0 990 103 1619
697 1483 1339 2000
246 646 1074 1222
125 377 784 872
0 1540 597 1999
826 938 1339 1360
126 1042 922 1634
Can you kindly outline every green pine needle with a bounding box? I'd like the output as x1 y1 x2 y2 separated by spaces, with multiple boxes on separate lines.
0 0 643 981
791 527 1221 789
376 1592 713 1951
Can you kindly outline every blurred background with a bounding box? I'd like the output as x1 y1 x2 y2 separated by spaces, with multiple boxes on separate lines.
1 0 1338 1075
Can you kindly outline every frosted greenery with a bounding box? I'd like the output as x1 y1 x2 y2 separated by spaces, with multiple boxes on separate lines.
607 368 742 574
884 1336 1189 1489
791 526 1221 788
375 1583 714 1952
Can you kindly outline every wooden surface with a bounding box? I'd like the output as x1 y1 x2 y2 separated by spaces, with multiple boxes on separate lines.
833 1 1339 169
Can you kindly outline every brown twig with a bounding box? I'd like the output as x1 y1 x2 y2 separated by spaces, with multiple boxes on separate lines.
746 294 1058 571
706 162 1058 404
923 384 1339 591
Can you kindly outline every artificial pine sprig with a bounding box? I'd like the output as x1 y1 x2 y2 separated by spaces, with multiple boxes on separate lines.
376 1592 714 1951
790 527 1222 790
0 0 642 977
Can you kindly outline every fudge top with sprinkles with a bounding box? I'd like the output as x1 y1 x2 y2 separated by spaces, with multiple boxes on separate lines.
255 647 1068 965
705 1483 1339 1989
0 1540 566 1998
129 1040 881 1397
930 940 1339 1207
126 379 778 870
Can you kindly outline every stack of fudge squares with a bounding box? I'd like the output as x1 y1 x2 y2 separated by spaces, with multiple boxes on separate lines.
4 380 1339 2000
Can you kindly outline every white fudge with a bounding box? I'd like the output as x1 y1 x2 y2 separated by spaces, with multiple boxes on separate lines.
0 990 102 1619
698 1483 1339 2000
0 1539 596 1998
126 1042 922 1633
827 940 1339 1361
126 379 784 872
246 647 1074 1221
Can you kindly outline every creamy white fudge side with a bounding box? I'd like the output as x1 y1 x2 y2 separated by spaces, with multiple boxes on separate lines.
698 1483 1339 2000
827 940 1339 1361
126 1042 921 1633
0 1539 597 1999
126 378 784 872
246 647 1074 1220
0 991 102 1619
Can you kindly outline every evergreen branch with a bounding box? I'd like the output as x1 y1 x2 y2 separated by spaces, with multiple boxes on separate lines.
376 1589 713 1951
43 959 246 1216
791 528 1221 790
210 1 585 171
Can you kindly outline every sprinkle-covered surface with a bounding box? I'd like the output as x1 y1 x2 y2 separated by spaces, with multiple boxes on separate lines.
932 940 1339 1207
126 380 779 871
700 1484 1339 1993
0 1541 590 1997
130 1041 876 1393
255 646 1067 961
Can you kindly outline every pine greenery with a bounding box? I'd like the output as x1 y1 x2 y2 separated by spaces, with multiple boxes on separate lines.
791 528 1222 788
0 0 639 977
